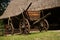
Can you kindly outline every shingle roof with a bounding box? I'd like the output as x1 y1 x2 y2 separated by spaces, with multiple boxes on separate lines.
0 0 60 19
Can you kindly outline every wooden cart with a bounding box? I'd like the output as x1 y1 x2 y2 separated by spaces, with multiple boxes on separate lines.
19 9 50 34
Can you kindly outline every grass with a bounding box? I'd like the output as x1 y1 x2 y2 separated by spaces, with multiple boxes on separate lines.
0 31 60 40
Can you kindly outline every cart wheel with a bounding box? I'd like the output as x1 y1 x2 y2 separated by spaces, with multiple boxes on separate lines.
38 19 49 32
19 18 30 34
5 24 11 34
8 23 14 35
24 19 30 34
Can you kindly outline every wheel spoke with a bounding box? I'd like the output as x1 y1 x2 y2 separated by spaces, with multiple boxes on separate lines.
19 18 30 34
39 19 49 32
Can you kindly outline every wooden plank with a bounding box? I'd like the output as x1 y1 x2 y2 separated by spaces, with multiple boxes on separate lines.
27 11 40 21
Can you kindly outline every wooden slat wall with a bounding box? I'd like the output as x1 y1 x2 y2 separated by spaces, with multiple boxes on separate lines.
27 11 40 21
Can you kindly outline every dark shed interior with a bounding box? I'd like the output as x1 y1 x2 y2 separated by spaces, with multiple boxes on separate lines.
43 7 60 30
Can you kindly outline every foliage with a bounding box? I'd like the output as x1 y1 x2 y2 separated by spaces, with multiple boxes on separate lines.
0 20 4 29
0 20 4 36
0 0 10 15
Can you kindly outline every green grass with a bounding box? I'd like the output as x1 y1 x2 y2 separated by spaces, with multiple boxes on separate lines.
0 31 60 40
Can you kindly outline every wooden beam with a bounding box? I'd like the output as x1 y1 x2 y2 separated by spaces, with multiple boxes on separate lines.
33 13 51 24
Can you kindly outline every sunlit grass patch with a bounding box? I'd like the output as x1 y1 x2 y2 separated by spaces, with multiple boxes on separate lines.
0 31 60 40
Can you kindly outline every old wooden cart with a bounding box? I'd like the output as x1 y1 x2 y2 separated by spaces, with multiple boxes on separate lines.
0 0 60 34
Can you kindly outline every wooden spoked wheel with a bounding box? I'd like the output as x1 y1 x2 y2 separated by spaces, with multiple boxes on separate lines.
5 24 11 34
10 23 14 34
19 18 30 34
8 18 14 35
38 19 49 32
